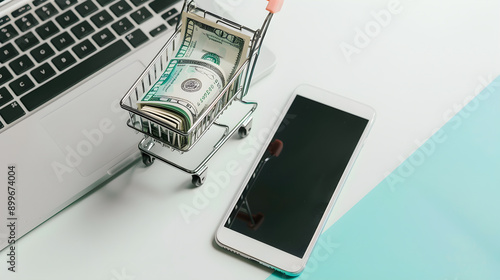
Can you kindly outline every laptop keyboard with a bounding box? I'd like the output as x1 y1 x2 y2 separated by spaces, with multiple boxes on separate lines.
0 0 181 131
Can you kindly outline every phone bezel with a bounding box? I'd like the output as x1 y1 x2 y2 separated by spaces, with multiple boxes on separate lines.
215 84 376 275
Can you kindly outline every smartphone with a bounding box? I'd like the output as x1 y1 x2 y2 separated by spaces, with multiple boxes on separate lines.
215 84 376 276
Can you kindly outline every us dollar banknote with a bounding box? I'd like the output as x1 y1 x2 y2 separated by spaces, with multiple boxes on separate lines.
137 58 226 131
137 11 250 146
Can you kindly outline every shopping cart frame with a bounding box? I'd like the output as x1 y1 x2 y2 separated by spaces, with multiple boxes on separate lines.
120 0 282 186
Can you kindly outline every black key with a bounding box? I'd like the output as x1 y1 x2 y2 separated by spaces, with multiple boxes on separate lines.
0 101 26 124
56 10 78 28
72 39 96 58
21 40 131 111
149 24 166 37
9 55 35 75
125 29 148 48
161 8 177 20
130 7 152 24
33 0 49 6
0 15 11 27
9 75 35 96
30 43 55 62
35 20 59 39
0 43 19 63
111 18 133 35
15 13 39 31
71 21 95 39
75 0 98 17
90 10 113 28
92 28 115 47
30 63 56 83
55 0 78 10
14 32 40 51
12 4 32 18
0 67 14 86
149 0 177 14
35 3 59 21
0 24 19 43
0 121 3 129
110 1 132 17
0 87 14 108
51 51 76 71
130 0 149 6
96 0 115 7
167 15 179 26
51 32 75 50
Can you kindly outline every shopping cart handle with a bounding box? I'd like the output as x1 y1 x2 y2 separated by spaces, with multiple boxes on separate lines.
266 0 283 13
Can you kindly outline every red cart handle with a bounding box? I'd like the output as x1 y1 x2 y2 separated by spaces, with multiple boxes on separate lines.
266 0 283 13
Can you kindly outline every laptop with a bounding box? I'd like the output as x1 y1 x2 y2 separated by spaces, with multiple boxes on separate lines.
0 0 276 251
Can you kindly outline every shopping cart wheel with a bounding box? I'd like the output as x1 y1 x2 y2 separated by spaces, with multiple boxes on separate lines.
142 153 155 166
192 174 205 187
238 116 253 138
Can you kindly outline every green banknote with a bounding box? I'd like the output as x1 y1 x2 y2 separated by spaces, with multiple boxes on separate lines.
136 12 250 148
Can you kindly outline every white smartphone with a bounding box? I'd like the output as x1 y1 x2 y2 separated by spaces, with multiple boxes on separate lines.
215 84 376 276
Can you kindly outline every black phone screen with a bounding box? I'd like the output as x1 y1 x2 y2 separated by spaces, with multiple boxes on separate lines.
224 95 369 258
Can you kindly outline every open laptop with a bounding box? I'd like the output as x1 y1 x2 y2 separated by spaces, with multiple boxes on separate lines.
0 0 276 251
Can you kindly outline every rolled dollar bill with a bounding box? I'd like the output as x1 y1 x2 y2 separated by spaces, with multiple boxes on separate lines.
136 11 251 148
137 58 226 132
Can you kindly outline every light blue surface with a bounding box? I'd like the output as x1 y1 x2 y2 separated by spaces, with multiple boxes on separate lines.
268 76 500 280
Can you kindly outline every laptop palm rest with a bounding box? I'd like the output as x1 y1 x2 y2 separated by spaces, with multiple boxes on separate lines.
40 61 144 178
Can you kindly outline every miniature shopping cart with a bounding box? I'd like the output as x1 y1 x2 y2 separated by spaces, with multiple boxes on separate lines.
120 0 283 186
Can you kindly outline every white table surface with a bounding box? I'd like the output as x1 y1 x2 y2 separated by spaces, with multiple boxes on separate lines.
2 0 499 279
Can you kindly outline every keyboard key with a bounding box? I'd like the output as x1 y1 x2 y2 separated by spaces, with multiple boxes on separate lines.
0 101 26 124
149 24 166 37
0 24 19 43
90 10 113 28
71 20 95 39
15 13 39 31
51 51 76 71
149 0 177 14
9 55 35 75
161 8 177 20
111 18 134 35
76 0 98 17
21 40 131 111
12 4 32 18
35 20 59 39
9 75 35 96
92 28 115 47
110 1 132 17
14 31 40 51
33 0 49 6
167 15 179 26
96 0 115 7
30 63 56 83
0 67 14 86
35 3 59 21
30 43 55 62
130 7 152 24
72 39 96 58
0 43 19 63
51 31 75 50
130 0 149 6
125 29 148 48
56 10 78 28
55 0 78 10
0 15 11 26
0 87 14 108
